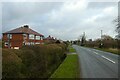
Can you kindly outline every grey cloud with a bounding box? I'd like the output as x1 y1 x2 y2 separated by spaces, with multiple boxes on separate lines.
0 3 1 38
2 2 63 32
87 2 117 9
1 1 118 40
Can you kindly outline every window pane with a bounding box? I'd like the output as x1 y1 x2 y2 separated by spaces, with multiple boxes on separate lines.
40 36 43 40
36 36 40 40
23 34 27 39
29 34 34 39
7 34 12 39
5 42 8 47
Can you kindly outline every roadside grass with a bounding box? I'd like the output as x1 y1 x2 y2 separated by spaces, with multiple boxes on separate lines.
50 54 80 78
94 48 119 55
84 45 119 55
69 45 76 53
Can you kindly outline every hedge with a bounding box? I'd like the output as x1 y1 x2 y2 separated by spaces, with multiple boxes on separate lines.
2 43 67 78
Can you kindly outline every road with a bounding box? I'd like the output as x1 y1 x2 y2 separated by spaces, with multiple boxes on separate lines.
73 45 119 78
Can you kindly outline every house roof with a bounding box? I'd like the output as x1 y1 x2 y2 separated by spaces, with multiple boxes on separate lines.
3 25 44 36
44 35 55 40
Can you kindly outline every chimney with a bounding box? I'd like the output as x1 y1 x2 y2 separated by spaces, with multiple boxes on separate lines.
23 25 29 28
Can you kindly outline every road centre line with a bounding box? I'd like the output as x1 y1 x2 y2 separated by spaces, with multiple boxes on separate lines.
94 52 98 54
101 55 116 64
92 51 115 64
88 49 98 55
86 48 116 64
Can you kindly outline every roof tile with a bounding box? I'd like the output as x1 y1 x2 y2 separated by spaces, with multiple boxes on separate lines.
3 26 44 36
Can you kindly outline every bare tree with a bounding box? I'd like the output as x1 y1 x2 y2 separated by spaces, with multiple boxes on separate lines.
113 16 120 39
80 32 86 46
113 16 120 49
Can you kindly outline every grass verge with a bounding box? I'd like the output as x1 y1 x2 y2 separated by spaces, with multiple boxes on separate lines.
94 48 119 55
85 45 119 55
50 54 80 78
68 45 76 53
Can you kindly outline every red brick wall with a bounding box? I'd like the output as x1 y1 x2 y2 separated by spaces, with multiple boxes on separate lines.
3 33 44 48
3 33 23 48
11 34 23 48
2 34 7 41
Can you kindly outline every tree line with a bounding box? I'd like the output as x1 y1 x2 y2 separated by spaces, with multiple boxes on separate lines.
72 17 120 49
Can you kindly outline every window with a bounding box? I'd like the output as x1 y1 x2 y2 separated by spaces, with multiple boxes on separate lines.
36 36 40 40
4 42 8 47
35 42 40 44
23 34 27 39
14 47 19 49
7 34 12 39
29 42 34 45
29 34 34 39
26 42 30 45
40 36 43 40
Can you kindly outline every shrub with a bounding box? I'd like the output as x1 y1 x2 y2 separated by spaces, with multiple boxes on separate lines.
2 43 67 78
21 44 67 78
2 49 23 78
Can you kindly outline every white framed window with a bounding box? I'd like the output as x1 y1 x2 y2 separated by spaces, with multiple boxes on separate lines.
30 42 35 45
7 34 12 39
29 34 34 39
4 42 8 47
40 36 43 40
23 34 27 39
26 42 30 45
35 42 40 44
36 36 40 40
14 47 19 49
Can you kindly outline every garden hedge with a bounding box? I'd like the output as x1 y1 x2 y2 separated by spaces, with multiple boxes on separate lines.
2 43 67 78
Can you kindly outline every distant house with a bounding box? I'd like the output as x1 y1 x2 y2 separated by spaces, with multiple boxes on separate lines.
2 25 44 49
45 35 55 40
44 35 57 44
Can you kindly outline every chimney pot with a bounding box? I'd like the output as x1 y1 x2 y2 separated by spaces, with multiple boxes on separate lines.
24 25 29 28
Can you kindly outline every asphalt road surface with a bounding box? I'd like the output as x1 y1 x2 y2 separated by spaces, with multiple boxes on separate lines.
73 45 119 78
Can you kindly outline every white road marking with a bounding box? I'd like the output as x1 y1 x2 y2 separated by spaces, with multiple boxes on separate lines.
94 52 98 54
101 56 116 64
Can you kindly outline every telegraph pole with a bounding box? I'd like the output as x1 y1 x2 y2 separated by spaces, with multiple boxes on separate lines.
101 30 102 39
101 30 103 48
84 32 85 37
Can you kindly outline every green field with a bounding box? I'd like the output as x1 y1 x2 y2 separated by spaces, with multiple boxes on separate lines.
50 54 80 78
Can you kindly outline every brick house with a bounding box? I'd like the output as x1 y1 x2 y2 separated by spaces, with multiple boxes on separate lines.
44 35 57 44
2 25 44 49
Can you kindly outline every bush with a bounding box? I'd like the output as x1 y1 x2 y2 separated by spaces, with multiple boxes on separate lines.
2 49 23 78
2 43 67 78
0 41 2 48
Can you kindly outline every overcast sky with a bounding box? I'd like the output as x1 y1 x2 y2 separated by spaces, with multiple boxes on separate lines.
1 0 119 40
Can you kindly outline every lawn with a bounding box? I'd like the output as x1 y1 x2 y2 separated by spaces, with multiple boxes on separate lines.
50 54 80 78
